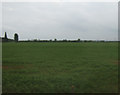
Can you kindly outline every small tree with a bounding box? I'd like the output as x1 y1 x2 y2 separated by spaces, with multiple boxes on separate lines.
33 39 37 42
78 39 80 42
14 33 19 42
63 39 67 42
49 39 52 42
54 38 57 42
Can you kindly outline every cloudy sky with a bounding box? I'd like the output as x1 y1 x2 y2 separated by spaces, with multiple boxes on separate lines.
2 2 118 41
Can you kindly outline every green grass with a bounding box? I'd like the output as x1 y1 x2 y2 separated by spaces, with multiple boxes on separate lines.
2 42 118 93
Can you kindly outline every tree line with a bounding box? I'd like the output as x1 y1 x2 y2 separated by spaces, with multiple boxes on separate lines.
2 32 117 43
20 38 81 42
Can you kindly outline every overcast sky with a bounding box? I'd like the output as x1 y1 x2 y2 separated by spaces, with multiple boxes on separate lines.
2 2 118 41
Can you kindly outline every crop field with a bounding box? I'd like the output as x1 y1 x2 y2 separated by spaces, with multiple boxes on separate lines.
2 42 118 93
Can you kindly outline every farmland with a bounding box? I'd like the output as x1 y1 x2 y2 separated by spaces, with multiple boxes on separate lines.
2 42 118 93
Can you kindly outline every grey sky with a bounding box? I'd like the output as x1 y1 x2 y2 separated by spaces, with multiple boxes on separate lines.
2 2 118 41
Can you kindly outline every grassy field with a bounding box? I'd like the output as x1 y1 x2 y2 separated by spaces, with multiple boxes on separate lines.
2 42 118 93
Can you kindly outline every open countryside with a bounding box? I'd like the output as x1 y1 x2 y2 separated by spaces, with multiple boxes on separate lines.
2 2 118 93
2 42 118 93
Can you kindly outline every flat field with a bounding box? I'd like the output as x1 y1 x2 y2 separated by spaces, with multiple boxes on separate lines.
2 42 118 93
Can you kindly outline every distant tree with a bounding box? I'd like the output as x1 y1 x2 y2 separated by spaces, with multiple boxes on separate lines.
5 32 7 39
100 40 105 42
14 33 19 42
89 40 92 42
63 39 67 42
78 39 80 42
50 39 52 42
33 39 37 42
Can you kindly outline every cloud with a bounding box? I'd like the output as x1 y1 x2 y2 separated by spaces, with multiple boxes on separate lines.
2 2 118 41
